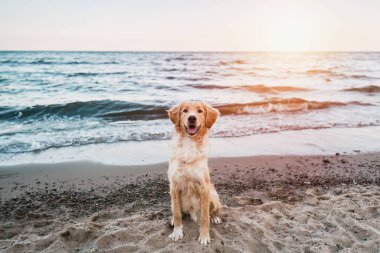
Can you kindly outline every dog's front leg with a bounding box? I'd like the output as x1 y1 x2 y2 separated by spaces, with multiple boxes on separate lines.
169 185 183 241
198 185 211 245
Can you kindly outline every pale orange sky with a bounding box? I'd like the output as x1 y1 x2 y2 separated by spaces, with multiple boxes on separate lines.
1 0 380 51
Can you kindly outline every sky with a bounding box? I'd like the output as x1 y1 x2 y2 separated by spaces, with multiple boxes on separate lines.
0 0 380 51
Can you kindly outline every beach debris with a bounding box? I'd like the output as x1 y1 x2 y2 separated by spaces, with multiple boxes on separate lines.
323 158 331 164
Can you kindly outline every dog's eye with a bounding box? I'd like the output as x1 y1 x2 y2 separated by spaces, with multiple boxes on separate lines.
198 109 203 113
183 109 188 113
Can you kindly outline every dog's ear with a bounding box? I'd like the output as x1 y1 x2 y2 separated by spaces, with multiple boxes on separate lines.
204 103 220 128
167 103 182 126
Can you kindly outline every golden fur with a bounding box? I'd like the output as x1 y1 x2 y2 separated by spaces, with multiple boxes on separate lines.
167 101 221 245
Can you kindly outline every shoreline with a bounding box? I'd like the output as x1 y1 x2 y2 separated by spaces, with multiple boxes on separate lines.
0 152 379 252
1 125 380 166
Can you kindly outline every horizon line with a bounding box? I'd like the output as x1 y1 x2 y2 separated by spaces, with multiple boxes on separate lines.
1 49 380 53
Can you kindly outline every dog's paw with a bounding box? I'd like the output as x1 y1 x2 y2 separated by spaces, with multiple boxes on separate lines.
211 216 222 224
198 232 210 245
169 226 183 242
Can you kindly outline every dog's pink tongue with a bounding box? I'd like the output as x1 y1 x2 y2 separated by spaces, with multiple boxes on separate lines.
188 126 197 135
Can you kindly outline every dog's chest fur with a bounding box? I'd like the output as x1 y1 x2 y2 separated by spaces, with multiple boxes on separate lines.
168 132 209 185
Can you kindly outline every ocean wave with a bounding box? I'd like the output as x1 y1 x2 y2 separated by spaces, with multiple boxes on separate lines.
220 60 246 65
165 57 186 61
107 98 369 121
212 122 380 138
1 98 366 123
0 129 173 154
190 84 308 94
240 85 308 93
0 59 120 65
214 98 367 115
233 60 246 64
183 77 210 82
343 85 380 93
0 100 169 122
306 69 335 75
190 84 230 90
160 68 182 72
166 77 210 81
164 56 205 62
67 71 128 77
0 60 18 64
306 69 378 80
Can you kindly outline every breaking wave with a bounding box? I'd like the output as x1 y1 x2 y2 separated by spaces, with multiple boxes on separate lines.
0 100 168 122
215 98 368 115
2 98 369 123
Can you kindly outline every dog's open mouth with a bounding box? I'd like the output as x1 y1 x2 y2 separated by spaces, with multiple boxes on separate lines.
186 125 200 136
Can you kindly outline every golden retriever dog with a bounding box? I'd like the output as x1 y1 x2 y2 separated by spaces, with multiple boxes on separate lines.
167 101 222 245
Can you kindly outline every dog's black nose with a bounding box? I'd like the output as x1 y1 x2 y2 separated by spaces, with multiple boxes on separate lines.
188 116 196 123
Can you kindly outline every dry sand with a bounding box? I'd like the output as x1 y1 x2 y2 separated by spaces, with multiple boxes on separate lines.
0 153 379 252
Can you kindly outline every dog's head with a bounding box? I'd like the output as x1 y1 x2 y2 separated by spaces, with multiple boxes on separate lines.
167 101 220 136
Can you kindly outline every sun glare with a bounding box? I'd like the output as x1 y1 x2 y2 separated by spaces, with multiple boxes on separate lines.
264 11 315 51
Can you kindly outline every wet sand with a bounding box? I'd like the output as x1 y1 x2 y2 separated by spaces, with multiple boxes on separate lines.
0 153 379 252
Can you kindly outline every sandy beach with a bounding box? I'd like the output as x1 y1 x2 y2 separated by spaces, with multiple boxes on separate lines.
1 152 379 252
